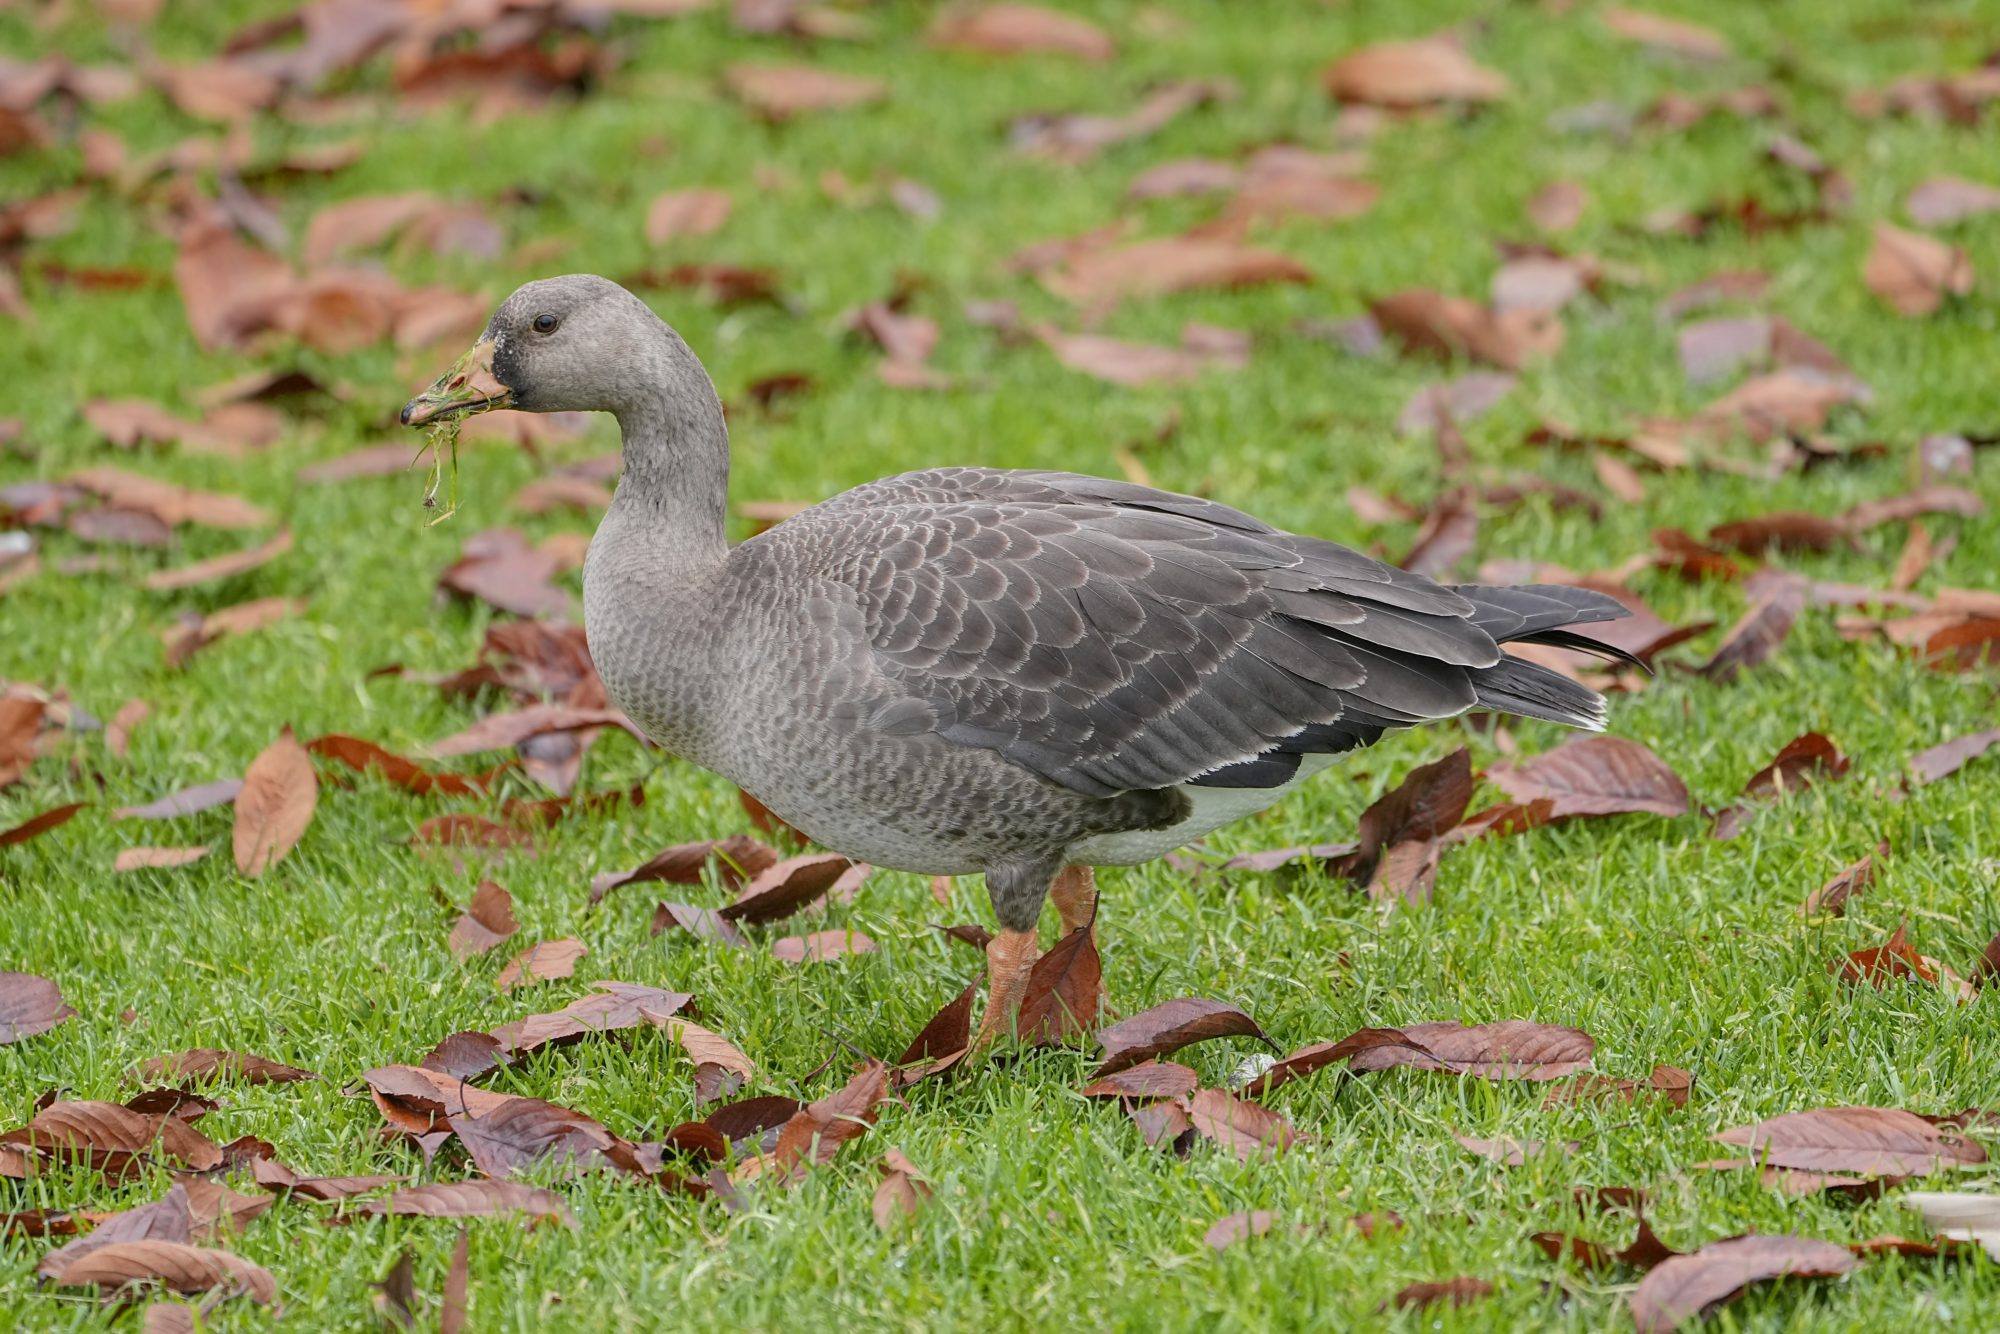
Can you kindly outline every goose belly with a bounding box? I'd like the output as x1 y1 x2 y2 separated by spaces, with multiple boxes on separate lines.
1069 755 1341 867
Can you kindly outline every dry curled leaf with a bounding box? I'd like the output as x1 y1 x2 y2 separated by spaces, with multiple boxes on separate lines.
1630 1235 1854 1334
1080 1059 1200 1101
134 1050 314 1085
1350 1020 1595 1081
1488 737 1688 819
1186 1087 1301 1161
590 834 779 904
721 852 865 923
1711 1105 1986 1175
645 188 732 246
1386 1277 1494 1311
1801 842 1887 916
0 972 75 1042
931 4 1112 60
1864 223 1973 317
772 929 877 963
449 881 519 956
51 1241 276 1304
495 938 587 990
231 727 316 876
1094 998 1268 1076
354 1180 571 1225
1324 38 1508 108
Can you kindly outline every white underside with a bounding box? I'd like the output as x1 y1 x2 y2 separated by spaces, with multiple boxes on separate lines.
1069 754 1341 867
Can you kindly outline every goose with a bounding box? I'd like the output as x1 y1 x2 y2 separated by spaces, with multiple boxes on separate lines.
403 274 1630 1044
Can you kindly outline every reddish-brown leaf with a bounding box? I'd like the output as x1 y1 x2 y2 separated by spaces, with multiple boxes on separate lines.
894 979 977 1072
1015 925 1102 1044
768 1061 891 1183
1036 324 1249 386
1350 1020 1594 1081
1080 1059 1201 1101
1128 1097 1195 1153
495 938 587 990
231 727 316 876
1187 1087 1301 1162
1323 38 1508 107
1630 1235 1856 1334
354 1181 571 1225
51 1241 276 1304
1841 484 1984 533
451 1094 635 1180
134 1051 315 1085
724 64 886 120
449 881 518 957
1487 737 1689 819
649 901 747 947
307 734 496 797
1528 181 1587 232
931 4 1114 60
1386 1277 1494 1311
487 981 694 1059
1543 1065 1694 1109
590 834 779 904
1093 998 1268 1076
645 189 733 246
1712 1106 1986 1175
1 1101 222 1177
1241 1028 1435 1098
1700 573 1807 682
871 1148 933 1231
643 1012 755 1080
105 699 149 758
1204 1210 1277 1251
141 529 291 591
421 1031 507 1082
1345 747 1473 883
442 1227 470 1334
1398 486 1478 577
68 466 270 530
37 1183 197 1281
0 973 73 1043
1864 223 1973 317
1046 237 1309 307
705 1095 802 1145
1907 176 2000 227
1602 7 1730 59
0 800 88 847
250 1157 403 1202
772 929 877 963
0 696 41 787
1532 1217 1683 1271
1801 842 1887 916
720 853 864 924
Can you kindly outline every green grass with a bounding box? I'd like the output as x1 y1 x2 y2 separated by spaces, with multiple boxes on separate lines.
3 0 1999 1329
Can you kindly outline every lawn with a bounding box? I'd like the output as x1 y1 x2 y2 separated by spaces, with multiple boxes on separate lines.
2 0 1998 1329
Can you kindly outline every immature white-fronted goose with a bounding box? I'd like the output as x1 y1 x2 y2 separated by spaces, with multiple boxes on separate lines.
403 275 1632 1045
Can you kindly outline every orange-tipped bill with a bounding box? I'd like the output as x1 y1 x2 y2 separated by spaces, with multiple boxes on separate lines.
400 338 511 427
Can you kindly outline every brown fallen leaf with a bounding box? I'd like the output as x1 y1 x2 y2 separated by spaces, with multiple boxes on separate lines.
643 1013 755 1082
251 1157 403 1202
307 734 498 797
1456 1134 1578 1165
1828 921 1970 999
1397 486 1478 579
1712 1105 1986 1175
1240 1028 1435 1098
0 696 41 787
1080 1059 1200 1101
141 529 291 591
105 698 150 758
449 881 519 957
231 727 315 877
1487 736 1688 819
68 466 270 530
1386 1277 1494 1311
2 1101 222 1179
1350 1020 1595 1081
590 833 779 904
891 979 977 1085
650 901 747 947
645 188 732 246
871 1147 933 1231
488 981 694 1059
1036 323 1249 386
1528 181 1587 232
931 4 1113 60
1187 1087 1301 1162
1010 80 1230 162
1699 573 1806 682
1370 290 1561 371
1630 1235 1855 1334
1712 732 1850 839
1542 1065 1693 1109
1602 7 1730 59
163 596 305 668
721 853 866 923
1801 842 1887 916
1204 1209 1277 1251
431 704 644 758
442 1227 469 1334
51 1240 276 1305
1532 1217 1683 1271
1323 37 1508 108
764 1061 891 1184
1841 484 1984 533
354 1181 571 1225
1093 998 1268 1076
724 64 886 119
113 778 242 821
1907 176 2000 227
1045 237 1309 307
134 1051 314 1086
0 800 88 847
1864 223 1973 317
0 971 75 1043
772 930 877 963
496 938 587 990
1015 925 1102 1044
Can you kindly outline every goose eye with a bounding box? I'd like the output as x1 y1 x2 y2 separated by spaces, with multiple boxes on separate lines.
532 313 559 334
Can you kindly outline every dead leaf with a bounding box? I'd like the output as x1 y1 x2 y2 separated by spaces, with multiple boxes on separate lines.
1802 843 1886 916
1037 324 1248 385
767 1061 891 1183
431 704 643 758
1386 1277 1494 1311
1398 487 1478 578
1712 731 1850 839
724 64 885 119
1046 237 1309 306
0 696 40 787
0 972 74 1043
1371 290 1561 370
1204 1210 1277 1251
772 930 877 963
2 1101 221 1178
1080 1059 1200 1101
0 801 87 847
231 726 316 876
1528 181 1587 232
354 1181 571 1225
1542 1065 1693 1109
893 979 977 1080
1864 223 1973 317
1712 1105 1986 1175
113 846 210 872
450 881 519 956
1093 998 1268 1076
252 1158 403 1202
1710 511 1846 554
113 778 241 821
1015 925 1102 1044
1186 1087 1301 1161
1487 736 1688 819
1323 38 1508 108
1907 176 2000 227
134 1051 314 1085
105 699 149 758
1456 1134 1577 1165
1602 7 1731 59
590 834 778 904
51 1240 275 1304
1700 572 1806 682
721 853 866 923
1350 1020 1595 1080
496 938 587 990
1398 372 1516 437
645 188 732 245
306 734 498 797
932 4 1113 60
1630 1235 1856 1334
488 981 694 1059
1909 728 2000 785
1240 1028 1435 1098
1532 1217 1683 1271
1010 80 1229 162
1841 484 1984 532
1126 158 1242 202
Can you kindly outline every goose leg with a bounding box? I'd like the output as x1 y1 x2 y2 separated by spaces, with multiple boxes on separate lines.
974 928 1041 1048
